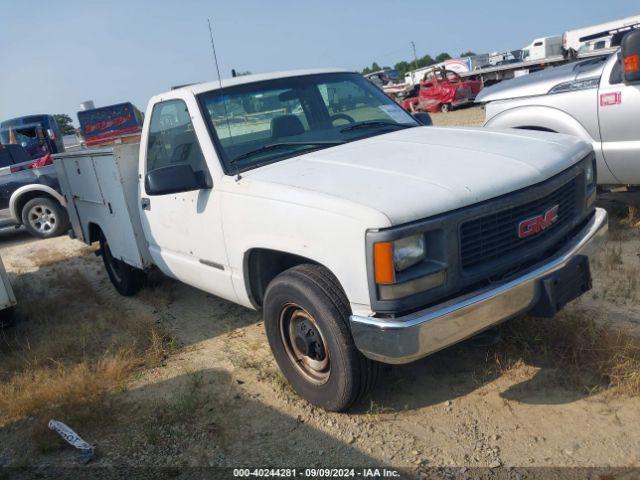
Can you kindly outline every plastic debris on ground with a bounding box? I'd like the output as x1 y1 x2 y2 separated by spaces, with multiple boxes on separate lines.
48 420 95 463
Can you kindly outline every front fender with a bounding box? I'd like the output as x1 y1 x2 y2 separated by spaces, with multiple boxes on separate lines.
9 185 66 223
484 105 619 184
484 105 594 141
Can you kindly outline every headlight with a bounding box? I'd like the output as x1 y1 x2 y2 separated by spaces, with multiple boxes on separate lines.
585 162 594 185
585 157 596 188
373 234 426 284
393 233 426 272
372 231 445 300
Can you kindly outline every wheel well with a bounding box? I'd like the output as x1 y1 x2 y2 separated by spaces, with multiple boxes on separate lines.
244 249 319 307
87 223 103 244
14 191 60 220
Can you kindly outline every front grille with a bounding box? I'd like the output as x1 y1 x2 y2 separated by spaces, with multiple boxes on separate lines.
460 178 578 270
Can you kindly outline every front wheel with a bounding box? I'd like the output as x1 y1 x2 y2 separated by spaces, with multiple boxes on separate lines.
263 264 379 412
440 103 451 113
99 233 144 296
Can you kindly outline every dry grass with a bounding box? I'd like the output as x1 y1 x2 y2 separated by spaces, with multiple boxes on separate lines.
0 266 175 429
587 206 640 304
591 246 640 304
489 311 640 395
26 244 95 268
604 202 640 242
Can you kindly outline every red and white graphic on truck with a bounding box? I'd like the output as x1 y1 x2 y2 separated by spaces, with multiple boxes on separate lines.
600 92 621 106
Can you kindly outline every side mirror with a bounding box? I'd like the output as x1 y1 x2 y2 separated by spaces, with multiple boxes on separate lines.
621 29 640 85
413 112 432 126
145 163 208 196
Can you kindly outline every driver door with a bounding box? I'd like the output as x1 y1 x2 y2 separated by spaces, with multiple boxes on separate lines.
138 98 235 302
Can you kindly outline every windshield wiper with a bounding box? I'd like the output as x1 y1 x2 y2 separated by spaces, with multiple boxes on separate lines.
231 141 345 164
340 121 414 133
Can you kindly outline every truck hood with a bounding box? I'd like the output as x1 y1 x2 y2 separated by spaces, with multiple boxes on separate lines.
476 55 609 103
242 127 591 226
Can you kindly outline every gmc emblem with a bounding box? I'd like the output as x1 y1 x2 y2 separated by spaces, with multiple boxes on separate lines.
517 205 559 239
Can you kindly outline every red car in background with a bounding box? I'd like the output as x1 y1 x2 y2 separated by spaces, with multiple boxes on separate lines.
402 69 482 113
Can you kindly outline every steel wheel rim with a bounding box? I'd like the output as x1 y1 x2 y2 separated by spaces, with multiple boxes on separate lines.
279 303 330 385
27 205 57 234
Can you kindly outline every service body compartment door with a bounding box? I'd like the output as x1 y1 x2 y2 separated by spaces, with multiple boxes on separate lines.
64 157 105 204
54 147 149 269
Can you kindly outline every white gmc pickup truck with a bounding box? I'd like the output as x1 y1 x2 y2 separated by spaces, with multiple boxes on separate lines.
55 69 608 411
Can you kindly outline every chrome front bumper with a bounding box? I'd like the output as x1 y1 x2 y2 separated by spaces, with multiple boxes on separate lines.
350 208 608 364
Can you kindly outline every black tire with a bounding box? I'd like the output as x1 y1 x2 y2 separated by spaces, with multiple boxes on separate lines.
263 264 379 412
0 306 15 329
99 233 144 296
21 196 69 239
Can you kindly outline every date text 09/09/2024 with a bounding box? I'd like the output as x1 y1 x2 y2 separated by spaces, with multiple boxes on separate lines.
232 468 401 478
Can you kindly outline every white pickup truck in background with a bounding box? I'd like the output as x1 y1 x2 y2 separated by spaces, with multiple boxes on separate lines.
478 28 640 187
55 69 607 411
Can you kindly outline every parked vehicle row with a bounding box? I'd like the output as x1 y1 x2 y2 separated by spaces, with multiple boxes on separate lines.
55 67 607 411
380 14 639 97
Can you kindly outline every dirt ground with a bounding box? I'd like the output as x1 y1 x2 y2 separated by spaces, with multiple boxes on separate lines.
429 105 486 127
1 111 640 479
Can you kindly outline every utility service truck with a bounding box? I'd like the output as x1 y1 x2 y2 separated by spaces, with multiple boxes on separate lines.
55 69 607 411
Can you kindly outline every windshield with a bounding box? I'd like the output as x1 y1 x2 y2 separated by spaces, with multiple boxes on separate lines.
197 72 418 172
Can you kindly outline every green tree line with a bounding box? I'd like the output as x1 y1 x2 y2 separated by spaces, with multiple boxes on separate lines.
362 50 476 78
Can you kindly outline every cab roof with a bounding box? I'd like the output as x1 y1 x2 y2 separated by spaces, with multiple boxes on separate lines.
163 68 351 98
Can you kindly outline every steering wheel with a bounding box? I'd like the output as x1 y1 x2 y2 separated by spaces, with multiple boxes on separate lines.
329 113 356 125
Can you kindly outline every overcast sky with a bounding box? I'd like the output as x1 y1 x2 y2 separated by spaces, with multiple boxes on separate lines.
1 0 638 124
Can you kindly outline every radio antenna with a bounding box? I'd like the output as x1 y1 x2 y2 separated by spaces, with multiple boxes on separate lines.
207 18 233 143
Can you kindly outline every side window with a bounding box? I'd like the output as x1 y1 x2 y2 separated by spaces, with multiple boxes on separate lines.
610 59 622 85
0 146 12 168
8 145 31 164
146 99 208 177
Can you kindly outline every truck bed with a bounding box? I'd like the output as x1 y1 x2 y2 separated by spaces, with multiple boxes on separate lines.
53 144 152 269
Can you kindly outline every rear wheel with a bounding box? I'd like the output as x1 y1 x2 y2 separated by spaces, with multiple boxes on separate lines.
263 264 378 412
21 197 69 238
0 307 15 329
99 233 144 296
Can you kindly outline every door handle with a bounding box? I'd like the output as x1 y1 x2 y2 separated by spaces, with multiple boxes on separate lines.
141 198 150 210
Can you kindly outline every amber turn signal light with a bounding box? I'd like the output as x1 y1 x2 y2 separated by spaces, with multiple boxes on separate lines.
624 54 639 74
373 242 395 285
